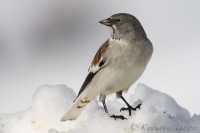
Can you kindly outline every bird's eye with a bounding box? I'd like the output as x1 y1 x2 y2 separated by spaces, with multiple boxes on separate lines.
116 18 122 23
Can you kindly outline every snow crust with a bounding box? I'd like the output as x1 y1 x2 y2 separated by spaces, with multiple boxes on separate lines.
0 84 199 133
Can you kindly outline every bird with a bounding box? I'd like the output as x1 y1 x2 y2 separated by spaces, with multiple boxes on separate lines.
61 13 153 121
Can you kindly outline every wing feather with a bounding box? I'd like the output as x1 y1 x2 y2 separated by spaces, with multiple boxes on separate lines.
77 40 109 97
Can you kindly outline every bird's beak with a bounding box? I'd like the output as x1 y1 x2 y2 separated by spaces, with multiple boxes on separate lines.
99 18 111 26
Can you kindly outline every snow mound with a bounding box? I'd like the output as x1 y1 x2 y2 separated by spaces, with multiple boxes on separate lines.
0 84 199 133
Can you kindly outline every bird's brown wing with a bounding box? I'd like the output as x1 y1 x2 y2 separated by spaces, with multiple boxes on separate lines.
77 40 109 97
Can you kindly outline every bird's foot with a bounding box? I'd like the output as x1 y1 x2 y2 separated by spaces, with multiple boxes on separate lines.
110 115 127 120
120 103 142 116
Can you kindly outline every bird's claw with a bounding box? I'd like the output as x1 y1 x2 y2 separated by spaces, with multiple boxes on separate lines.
120 103 142 116
110 115 127 120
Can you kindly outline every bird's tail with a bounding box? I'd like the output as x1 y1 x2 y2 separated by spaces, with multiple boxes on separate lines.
61 92 93 121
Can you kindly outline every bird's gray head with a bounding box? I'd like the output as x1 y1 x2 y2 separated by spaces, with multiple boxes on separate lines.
100 13 147 40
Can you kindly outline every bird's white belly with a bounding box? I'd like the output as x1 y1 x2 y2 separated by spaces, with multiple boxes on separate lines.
104 64 145 94
90 62 145 96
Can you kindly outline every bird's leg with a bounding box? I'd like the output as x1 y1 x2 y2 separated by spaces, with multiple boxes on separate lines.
102 100 108 114
100 91 127 120
120 96 141 116
100 94 127 120
102 101 127 120
102 100 127 120
100 94 109 114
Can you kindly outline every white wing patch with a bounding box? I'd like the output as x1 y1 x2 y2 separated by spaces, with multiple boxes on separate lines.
89 58 105 73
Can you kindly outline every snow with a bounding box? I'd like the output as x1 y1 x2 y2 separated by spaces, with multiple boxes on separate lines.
0 84 199 133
